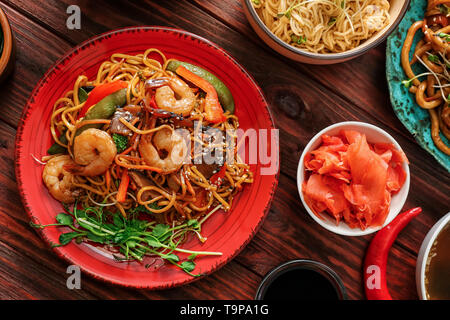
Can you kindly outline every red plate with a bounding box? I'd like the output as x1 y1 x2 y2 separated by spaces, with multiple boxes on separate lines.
15 27 278 289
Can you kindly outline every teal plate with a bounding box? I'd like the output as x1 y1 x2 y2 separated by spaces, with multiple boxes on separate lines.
386 0 450 172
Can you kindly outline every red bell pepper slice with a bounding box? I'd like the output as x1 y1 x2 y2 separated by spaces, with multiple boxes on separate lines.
78 80 128 118
210 164 227 187
175 66 226 123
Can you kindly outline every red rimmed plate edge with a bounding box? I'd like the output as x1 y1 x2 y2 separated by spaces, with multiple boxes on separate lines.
14 26 280 289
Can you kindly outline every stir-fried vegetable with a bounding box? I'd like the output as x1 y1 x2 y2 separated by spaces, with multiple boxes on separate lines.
76 88 127 136
30 202 223 276
166 60 235 114
78 81 128 118
175 66 226 123
47 87 91 154
116 169 130 204
112 133 128 153
47 88 127 154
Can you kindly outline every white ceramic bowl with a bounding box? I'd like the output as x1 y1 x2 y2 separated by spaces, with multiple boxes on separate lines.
416 212 450 300
297 121 410 236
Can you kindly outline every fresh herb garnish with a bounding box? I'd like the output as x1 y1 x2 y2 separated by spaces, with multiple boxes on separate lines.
428 54 440 63
328 17 337 26
30 202 222 276
341 0 345 9
277 0 301 18
437 32 450 42
112 133 128 153
251 0 261 5
291 34 307 45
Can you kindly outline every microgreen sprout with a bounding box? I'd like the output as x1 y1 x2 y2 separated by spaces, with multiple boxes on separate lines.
30 201 223 276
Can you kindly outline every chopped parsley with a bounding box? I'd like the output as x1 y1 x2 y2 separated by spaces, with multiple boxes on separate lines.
291 34 307 45
112 133 128 153
428 54 440 63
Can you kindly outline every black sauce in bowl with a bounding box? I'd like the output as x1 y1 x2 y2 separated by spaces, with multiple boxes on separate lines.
256 260 347 300
0 25 3 56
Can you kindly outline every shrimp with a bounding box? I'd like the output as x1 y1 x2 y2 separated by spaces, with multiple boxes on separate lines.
70 128 117 176
154 76 196 116
42 155 79 203
139 127 187 174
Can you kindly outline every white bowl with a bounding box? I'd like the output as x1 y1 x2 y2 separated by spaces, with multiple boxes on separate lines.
416 212 450 300
297 121 410 236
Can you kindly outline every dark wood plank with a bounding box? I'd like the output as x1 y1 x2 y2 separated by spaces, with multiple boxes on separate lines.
0 2 72 128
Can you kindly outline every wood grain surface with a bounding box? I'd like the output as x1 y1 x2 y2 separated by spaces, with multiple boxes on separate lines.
0 0 448 300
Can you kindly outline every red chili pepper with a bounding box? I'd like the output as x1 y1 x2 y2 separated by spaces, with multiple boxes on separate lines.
363 207 422 300
78 81 128 118
175 66 226 123
427 14 449 28
210 164 227 187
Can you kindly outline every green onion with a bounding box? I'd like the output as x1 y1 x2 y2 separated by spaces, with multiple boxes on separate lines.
428 54 440 63
277 0 300 18
291 34 307 45
437 32 450 42
328 17 337 26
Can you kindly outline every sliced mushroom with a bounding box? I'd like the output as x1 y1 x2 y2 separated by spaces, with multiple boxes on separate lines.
195 163 221 180
110 108 136 136
128 171 159 201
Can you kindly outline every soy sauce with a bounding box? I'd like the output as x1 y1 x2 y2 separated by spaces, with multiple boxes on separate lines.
425 222 450 300
263 268 340 300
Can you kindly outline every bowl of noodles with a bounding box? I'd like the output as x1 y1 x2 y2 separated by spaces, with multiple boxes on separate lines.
243 0 410 64
386 0 450 171
15 26 279 288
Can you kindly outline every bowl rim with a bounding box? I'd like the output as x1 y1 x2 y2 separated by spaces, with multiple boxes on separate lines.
297 121 411 236
254 259 348 300
0 7 13 75
242 0 411 60
416 212 450 300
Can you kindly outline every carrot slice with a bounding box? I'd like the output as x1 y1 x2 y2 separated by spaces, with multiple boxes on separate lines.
117 169 130 203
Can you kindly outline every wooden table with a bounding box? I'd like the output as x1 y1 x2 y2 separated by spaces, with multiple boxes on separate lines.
0 0 448 300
